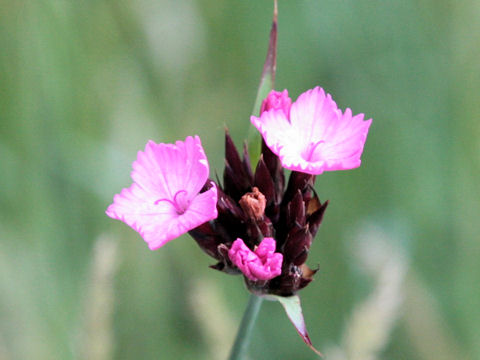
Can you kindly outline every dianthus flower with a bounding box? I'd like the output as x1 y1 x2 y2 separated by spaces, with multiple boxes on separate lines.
251 87 372 175
105 2 373 354
106 88 371 357
106 136 218 250
107 88 371 297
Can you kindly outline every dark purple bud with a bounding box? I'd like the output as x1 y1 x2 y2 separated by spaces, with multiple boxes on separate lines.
242 142 254 183
214 187 248 243
253 157 275 205
189 221 222 260
225 131 242 172
224 131 252 199
283 171 315 205
308 200 329 238
223 163 242 201
244 216 274 245
217 187 245 220
283 225 312 266
268 263 303 296
261 140 285 203
258 217 274 238
287 190 306 228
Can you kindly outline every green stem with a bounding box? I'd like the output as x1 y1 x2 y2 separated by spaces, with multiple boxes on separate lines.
228 294 264 360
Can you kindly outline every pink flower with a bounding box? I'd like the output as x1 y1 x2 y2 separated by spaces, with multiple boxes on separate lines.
106 136 218 250
228 238 283 281
260 89 292 117
251 86 372 175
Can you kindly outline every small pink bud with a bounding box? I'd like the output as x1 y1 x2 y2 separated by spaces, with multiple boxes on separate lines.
228 238 283 281
260 89 292 118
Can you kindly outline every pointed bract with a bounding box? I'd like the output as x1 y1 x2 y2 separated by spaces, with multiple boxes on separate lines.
224 131 253 200
287 190 306 228
283 225 312 266
253 156 275 205
251 86 372 175
106 136 218 250
308 200 329 238
271 295 323 357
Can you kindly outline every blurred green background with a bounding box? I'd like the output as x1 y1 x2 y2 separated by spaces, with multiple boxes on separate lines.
1 0 479 359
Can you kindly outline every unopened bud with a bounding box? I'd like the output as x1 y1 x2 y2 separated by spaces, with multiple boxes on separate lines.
239 187 266 221
283 225 312 266
260 89 292 118
189 222 222 260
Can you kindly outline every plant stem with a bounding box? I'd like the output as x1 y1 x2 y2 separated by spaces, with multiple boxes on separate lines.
228 294 264 360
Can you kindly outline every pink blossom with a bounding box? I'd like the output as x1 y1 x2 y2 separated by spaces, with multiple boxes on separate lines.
106 136 218 250
228 238 283 281
260 89 292 117
251 86 372 175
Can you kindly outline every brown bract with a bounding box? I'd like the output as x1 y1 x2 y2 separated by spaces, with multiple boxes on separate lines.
239 187 266 221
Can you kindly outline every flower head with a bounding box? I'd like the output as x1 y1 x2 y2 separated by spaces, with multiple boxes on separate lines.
189 131 328 295
106 136 218 250
251 86 372 175
228 237 283 281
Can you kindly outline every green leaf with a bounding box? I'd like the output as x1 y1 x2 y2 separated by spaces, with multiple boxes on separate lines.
266 294 323 357
247 0 278 166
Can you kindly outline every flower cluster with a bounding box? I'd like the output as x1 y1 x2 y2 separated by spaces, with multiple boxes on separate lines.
107 87 371 297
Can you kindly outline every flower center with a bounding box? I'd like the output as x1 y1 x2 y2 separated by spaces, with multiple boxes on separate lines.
154 190 190 215
302 140 325 162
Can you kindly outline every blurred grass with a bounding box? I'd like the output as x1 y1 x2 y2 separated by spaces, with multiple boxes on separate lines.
0 0 479 359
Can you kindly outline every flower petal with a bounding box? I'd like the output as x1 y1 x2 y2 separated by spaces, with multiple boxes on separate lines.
251 109 302 156
106 136 218 249
131 136 209 202
289 87 340 144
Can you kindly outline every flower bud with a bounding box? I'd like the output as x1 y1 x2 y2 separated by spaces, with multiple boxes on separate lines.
189 221 222 260
239 187 267 221
224 131 253 201
260 89 292 118
228 238 283 281
307 200 328 238
283 225 312 266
